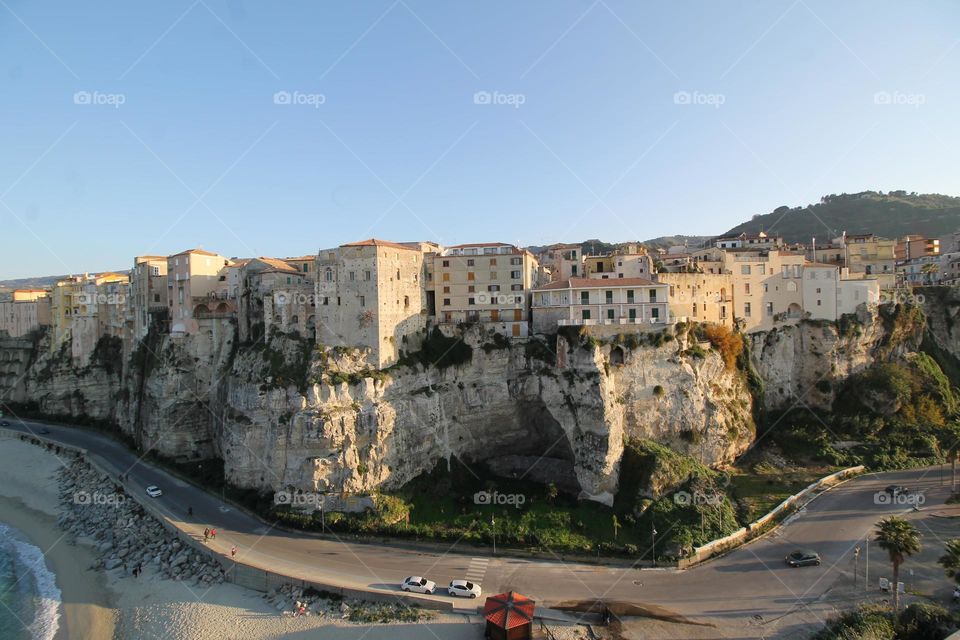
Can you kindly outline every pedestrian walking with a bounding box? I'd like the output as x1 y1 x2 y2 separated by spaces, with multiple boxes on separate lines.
231 546 237 558
203 527 210 542
210 528 217 539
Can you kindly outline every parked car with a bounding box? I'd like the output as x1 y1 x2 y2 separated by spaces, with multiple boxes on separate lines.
885 485 907 496
38 428 50 435
447 580 481 598
785 549 821 567
401 576 436 594
145 485 163 498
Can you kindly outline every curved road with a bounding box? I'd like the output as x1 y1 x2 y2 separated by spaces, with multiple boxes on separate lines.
4 419 950 636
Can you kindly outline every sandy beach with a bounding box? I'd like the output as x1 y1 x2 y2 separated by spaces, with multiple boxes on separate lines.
0 434 485 639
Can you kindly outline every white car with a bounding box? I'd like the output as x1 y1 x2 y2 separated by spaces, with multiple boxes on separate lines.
447 579 481 599
401 576 436 594
145 485 163 498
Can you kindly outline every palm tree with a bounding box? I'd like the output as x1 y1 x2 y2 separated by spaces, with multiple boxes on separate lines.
938 539 960 585
875 516 922 610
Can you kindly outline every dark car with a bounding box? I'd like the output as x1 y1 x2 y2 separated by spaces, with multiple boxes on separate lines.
885 485 907 496
0 420 8 427
786 550 821 567
38 428 50 435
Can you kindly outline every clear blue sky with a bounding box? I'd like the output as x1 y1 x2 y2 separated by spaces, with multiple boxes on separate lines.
2 0 958 279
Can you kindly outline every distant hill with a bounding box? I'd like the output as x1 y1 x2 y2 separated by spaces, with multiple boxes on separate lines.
0 271 125 292
722 191 960 244
642 235 712 251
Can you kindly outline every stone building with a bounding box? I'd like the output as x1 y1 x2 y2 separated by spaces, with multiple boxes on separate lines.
801 264 879 321
0 290 51 338
167 249 233 336
584 244 655 280
536 243 583 282
315 239 427 368
656 273 733 326
129 256 168 342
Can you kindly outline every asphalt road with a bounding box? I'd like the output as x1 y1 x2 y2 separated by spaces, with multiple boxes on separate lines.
3 418 951 635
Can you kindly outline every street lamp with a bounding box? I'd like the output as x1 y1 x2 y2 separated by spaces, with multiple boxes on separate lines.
491 515 496 556
854 546 860 588
651 524 658 567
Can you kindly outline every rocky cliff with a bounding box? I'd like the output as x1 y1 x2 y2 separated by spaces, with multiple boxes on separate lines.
1 303 942 507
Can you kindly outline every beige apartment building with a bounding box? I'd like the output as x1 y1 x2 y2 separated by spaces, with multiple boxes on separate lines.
129 256 168 341
835 234 897 289
69 273 130 362
656 273 733 326
895 235 940 261
315 239 427 368
0 290 51 338
531 277 670 334
167 249 233 335
432 242 539 338
721 249 806 333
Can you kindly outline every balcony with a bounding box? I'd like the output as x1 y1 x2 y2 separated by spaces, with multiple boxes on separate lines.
557 316 670 327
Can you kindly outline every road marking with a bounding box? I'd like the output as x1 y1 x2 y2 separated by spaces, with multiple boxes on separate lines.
464 557 489 583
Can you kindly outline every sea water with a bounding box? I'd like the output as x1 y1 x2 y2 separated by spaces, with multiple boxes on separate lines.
0 523 60 640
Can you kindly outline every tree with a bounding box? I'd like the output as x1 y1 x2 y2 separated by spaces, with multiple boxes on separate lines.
875 516 922 610
937 539 960 585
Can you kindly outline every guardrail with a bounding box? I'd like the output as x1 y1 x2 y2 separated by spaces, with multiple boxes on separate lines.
677 465 865 569
4 429 453 612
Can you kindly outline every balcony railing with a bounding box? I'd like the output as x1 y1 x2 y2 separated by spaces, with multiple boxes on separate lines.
557 316 670 327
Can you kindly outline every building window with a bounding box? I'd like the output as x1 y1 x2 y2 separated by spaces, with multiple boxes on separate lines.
489 272 497 280
606 308 615 320
396 269 400 280
582 309 591 320
766 302 773 316
744 283 750 294
488 285 500 291
468 285 475 293
817 299 822 306
510 257 522 265
571 265 578 275
443 286 450 293
325 269 332 282
490 258 497 265
511 284 522 291
323 297 329 305
649 289 657 302
816 287 821 294
605 291 613 304
510 270 521 279
744 302 751 317
763 283 768 293
626 290 634 303
651 307 659 319
404 296 410 308
468 298 475 305
442 260 449 267
442 273 450 282
349 271 355 281
364 270 371 281
628 308 636 320
741 265 751 275
467 259 475 266
580 291 589 304
359 296 365 307
467 272 475 281
443 298 451 306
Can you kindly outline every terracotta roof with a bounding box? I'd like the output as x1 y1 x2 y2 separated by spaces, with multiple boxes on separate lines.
536 277 660 290
135 255 168 261
170 248 222 257
341 238 419 252
483 592 535 631
255 257 300 273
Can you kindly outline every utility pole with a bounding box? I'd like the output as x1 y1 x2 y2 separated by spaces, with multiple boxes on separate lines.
492 515 496 556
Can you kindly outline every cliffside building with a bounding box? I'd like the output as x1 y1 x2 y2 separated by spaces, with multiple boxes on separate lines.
167 249 233 335
531 277 670 334
315 239 427 368
431 242 540 338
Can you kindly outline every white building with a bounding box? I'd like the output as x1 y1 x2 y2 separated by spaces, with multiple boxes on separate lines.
531 278 670 334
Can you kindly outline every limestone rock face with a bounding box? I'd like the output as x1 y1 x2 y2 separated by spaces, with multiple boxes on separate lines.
11 312 933 507
214 328 754 507
747 306 925 412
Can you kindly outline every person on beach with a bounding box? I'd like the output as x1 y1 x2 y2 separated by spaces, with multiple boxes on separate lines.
203 527 210 542
187 506 193 516
210 528 217 539
231 546 236 558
